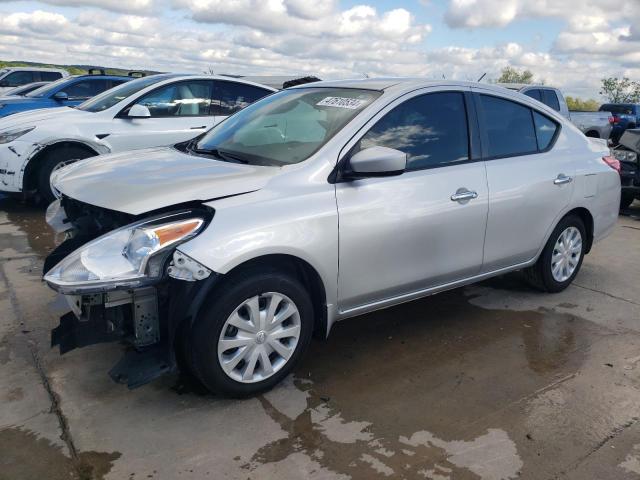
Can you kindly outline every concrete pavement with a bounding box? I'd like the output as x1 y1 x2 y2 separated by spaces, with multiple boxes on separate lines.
1 197 639 479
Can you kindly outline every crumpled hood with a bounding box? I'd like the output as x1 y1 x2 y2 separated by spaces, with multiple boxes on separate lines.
53 147 279 215
0 106 86 128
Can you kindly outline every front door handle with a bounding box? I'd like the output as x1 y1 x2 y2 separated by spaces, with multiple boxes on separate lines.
554 174 573 185
451 188 478 202
190 126 207 130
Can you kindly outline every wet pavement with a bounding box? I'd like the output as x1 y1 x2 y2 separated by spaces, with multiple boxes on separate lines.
1 195 639 480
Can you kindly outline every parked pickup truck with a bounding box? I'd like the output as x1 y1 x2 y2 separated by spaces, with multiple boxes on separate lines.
498 84 613 140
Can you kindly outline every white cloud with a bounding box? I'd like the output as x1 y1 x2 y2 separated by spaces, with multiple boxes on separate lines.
11 0 157 14
444 0 640 32
0 1 638 99
173 0 430 41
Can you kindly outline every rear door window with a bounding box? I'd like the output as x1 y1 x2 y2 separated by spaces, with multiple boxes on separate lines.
523 89 542 102
541 90 561 111
479 94 537 158
357 91 470 170
39 71 63 81
211 81 273 116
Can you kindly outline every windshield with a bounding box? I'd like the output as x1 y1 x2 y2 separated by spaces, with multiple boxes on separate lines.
25 76 72 98
76 75 170 112
195 87 380 166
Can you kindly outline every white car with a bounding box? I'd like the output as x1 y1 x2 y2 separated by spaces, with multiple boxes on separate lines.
0 67 68 95
0 74 276 201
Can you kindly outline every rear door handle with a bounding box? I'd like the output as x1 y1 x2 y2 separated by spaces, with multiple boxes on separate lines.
451 188 478 202
554 174 573 185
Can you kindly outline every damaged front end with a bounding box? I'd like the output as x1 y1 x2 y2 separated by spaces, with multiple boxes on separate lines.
45 196 218 388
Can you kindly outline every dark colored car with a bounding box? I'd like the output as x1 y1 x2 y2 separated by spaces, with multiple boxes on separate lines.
599 103 640 143
611 129 640 209
0 73 135 118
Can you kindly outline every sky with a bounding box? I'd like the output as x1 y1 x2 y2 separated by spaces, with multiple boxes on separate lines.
0 0 639 99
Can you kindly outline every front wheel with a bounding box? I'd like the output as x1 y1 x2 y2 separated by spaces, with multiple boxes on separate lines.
37 145 94 204
190 269 313 397
524 215 586 293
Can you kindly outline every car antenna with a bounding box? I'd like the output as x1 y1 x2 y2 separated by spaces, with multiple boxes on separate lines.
477 72 487 82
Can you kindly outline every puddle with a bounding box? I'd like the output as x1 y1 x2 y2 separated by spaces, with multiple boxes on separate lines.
0 196 57 258
0 426 120 480
243 288 603 479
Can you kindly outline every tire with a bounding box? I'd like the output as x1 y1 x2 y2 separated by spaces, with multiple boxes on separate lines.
523 215 586 293
620 192 635 210
36 145 94 204
189 268 314 397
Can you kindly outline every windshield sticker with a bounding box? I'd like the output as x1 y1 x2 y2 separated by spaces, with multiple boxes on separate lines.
316 97 367 109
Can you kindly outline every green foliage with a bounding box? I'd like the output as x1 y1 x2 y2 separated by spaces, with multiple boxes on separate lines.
600 77 640 103
565 96 600 111
497 66 535 84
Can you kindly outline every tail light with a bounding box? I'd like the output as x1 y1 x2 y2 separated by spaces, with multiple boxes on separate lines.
608 116 615 124
602 156 621 172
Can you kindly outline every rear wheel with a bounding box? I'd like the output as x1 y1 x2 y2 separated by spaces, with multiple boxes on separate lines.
36 145 95 204
190 268 313 397
524 215 586 293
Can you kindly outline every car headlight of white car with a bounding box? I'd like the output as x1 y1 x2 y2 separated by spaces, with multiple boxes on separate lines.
613 150 638 163
0 126 35 144
44 212 207 294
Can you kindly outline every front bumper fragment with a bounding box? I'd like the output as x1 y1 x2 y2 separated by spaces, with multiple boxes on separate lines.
51 286 166 388
50 274 220 389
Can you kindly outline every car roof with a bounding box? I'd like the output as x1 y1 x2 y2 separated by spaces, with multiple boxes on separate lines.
3 67 67 72
66 74 134 81
288 77 533 96
145 73 278 91
494 83 557 91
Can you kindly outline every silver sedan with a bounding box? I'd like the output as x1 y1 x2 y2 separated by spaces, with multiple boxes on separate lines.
45 78 621 396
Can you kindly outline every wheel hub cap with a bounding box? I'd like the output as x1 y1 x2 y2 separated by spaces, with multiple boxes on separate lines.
217 292 301 383
551 226 582 282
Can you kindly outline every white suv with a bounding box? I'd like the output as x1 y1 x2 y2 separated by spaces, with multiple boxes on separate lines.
0 67 68 95
0 74 275 201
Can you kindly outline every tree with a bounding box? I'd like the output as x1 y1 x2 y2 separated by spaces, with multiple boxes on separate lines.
565 96 600 111
497 66 535 84
600 77 640 103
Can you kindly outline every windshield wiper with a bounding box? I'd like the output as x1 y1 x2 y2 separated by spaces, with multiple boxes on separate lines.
192 147 248 164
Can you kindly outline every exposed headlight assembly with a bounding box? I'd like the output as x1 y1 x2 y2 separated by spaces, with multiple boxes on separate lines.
613 149 638 163
44 212 208 294
0 126 35 144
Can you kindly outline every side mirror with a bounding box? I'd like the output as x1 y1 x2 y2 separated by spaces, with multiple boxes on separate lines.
0 80 8 87
53 91 69 101
346 146 407 178
128 104 151 118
